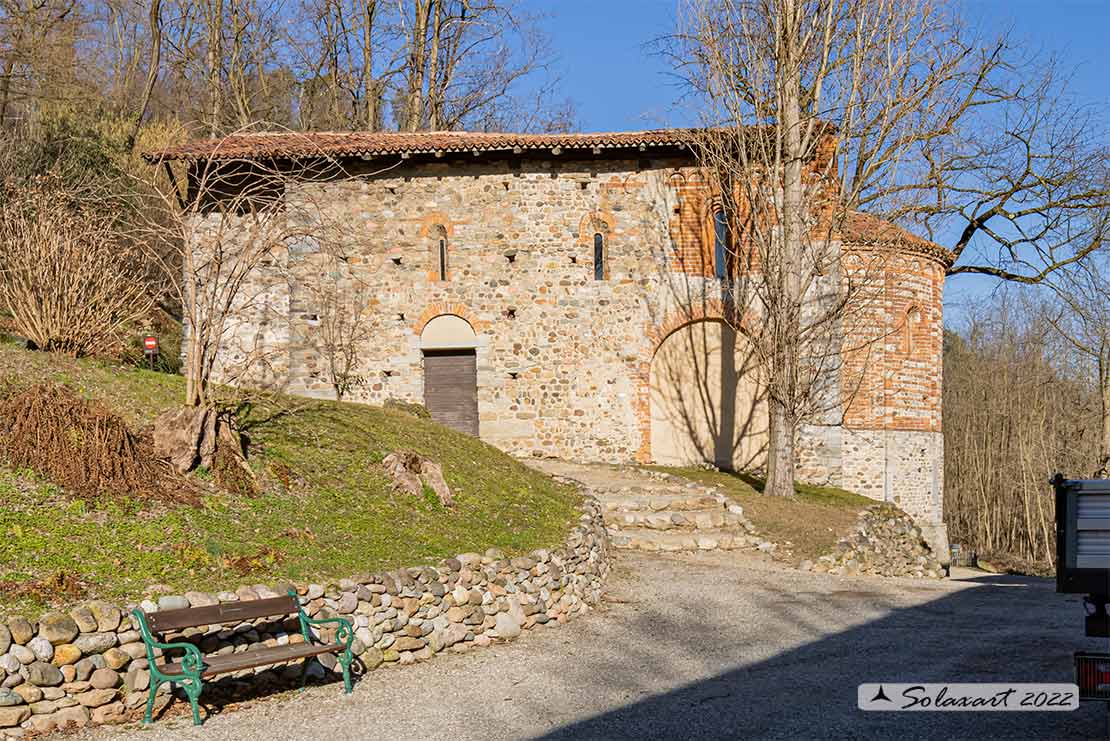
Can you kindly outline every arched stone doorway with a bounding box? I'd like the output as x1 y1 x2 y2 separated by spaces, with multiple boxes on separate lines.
420 315 479 436
649 319 767 470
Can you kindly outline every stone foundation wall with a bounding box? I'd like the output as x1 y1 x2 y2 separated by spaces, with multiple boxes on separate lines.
837 428 947 556
0 500 610 735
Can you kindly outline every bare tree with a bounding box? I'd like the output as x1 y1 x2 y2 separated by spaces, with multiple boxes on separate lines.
393 0 571 132
125 0 162 152
0 0 82 123
669 0 976 495
138 148 322 407
1041 259 1110 476
669 0 1110 496
292 251 373 400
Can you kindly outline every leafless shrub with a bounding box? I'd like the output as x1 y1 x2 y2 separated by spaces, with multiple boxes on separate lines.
0 183 154 357
0 381 191 505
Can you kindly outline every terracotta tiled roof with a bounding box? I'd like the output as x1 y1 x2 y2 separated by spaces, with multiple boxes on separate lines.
840 211 953 265
145 129 699 162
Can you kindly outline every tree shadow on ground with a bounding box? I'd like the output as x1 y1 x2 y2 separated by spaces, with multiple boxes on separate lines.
534 569 1110 740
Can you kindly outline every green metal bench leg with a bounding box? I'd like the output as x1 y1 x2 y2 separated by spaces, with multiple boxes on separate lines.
143 680 159 724
339 651 353 694
181 677 204 726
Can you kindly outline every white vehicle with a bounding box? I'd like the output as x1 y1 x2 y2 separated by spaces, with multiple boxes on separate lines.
1053 474 1110 701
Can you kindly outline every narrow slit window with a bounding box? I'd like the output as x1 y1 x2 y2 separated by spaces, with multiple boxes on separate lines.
438 237 447 281
593 232 605 280
713 210 729 280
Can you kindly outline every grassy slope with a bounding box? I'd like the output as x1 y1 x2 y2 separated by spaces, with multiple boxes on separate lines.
652 466 872 564
0 339 579 614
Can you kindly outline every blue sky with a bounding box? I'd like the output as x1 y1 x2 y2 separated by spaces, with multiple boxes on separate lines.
535 0 1110 130
528 0 1110 325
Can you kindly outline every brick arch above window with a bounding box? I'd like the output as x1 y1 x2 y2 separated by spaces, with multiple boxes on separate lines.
416 212 456 238
577 211 615 244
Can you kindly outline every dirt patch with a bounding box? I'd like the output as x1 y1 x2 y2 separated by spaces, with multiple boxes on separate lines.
731 494 861 564
0 570 86 605
0 381 194 504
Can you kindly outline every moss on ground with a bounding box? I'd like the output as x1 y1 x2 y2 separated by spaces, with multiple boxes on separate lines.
652 466 872 565
0 340 579 615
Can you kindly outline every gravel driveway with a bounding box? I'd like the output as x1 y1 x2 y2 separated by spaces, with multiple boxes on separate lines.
79 552 1109 740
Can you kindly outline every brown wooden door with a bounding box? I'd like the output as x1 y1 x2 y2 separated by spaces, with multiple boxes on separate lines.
423 350 479 436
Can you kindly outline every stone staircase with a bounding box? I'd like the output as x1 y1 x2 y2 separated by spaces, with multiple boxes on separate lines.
527 460 772 554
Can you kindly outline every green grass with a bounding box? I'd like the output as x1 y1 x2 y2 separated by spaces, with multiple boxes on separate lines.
0 340 580 615
652 466 872 564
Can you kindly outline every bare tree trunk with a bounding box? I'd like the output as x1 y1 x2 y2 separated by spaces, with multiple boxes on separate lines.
205 0 224 136
764 0 805 497
426 0 442 130
1098 354 1110 477
404 0 430 131
359 0 377 130
0 60 14 125
127 0 162 153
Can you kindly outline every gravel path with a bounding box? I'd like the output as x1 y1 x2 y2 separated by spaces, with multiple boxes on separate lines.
78 552 1109 740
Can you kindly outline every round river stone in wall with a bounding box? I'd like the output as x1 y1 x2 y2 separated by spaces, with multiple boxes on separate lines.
28 637 53 662
37 613 79 646
8 618 32 646
28 662 64 687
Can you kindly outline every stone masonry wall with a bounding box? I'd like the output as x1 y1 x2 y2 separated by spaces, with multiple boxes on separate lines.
201 153 948 529
0 500 609 734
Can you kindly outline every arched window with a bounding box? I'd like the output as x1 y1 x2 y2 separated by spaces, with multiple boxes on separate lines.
430 225 448 281
713 209 730 280
904 306 921 354
593 232 606 280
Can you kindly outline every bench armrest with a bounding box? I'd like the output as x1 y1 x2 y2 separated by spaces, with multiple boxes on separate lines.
153 641 206 675
289 591 354 651
131 608 206 677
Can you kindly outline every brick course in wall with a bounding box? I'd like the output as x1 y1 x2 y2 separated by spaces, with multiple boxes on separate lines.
185 136 950 534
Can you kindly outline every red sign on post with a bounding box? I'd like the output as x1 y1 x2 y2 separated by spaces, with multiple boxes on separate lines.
143 335 158 371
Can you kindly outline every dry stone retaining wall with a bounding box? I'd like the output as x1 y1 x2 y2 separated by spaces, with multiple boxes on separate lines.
803 504 945 579
0 499 609 735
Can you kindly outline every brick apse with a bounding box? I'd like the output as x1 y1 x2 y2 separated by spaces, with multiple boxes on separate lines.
155 130 951 551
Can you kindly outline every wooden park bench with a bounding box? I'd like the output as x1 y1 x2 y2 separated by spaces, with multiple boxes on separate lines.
132 591 355 726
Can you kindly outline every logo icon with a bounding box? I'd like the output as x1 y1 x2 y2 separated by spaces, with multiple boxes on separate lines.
869 685 892 703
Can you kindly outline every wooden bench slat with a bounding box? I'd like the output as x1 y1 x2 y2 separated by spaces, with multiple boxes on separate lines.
158 642 343 678
146 595 299 633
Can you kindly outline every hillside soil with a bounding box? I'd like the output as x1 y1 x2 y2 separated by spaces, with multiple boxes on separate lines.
0 338 579 615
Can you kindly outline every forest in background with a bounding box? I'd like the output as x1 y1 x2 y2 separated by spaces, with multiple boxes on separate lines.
0 1 572 139
944 293 1101 573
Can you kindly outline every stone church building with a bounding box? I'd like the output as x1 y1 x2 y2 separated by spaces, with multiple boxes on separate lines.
154 129 950 548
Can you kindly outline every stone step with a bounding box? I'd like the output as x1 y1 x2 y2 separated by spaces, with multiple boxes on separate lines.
597 493 731 512
605 508 749 532
606 527 761 553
